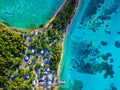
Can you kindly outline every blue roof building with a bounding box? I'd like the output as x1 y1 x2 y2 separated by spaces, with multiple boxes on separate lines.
45 59 50 64
24 55 29 61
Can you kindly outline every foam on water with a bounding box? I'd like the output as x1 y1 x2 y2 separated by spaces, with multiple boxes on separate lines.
60 0 120 90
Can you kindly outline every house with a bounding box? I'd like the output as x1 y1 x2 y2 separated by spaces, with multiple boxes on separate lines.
38 77 45 85
46 86 51 89
44 71 48 75
26 36 31 42
9 74 14 80
38 76 44 82
47 74 52 81
50 51 53 54
45 59 50 64
49 23 53 27
26 75 30 79
47 81 52 86
46 68 50 72
32 49 35 54
41 63 44 67
51 71 56 76
24 55 29 61
48 43 52 46
44 50 50 55
22 74 30 79
40 50 44 55
35 30 39 36
32 80 36 86
53 39 57 43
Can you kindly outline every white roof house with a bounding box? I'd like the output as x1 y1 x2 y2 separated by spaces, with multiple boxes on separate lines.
41 50 44 54
24 55 29 61
26 75 30 79
47 81 52 85
41 63 44 67
26 36 31 42
10 74 14 79
46 68 50 72
38 77 45 82
46 86 51 89
47 74 52 81
32 49 35 54
32 80 36 86
44 71 48 75
35 30 39 36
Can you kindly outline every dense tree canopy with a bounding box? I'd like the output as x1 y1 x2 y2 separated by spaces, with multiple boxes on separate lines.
0 27 26 88
0 29 26 75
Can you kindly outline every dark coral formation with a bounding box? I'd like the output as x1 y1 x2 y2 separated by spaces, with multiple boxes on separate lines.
102 54 109 60
101 52 112 61
101 41 108 46
106 52 112 57
71 41 114 78
81 0 120 32
81 0 104 21
117 32 120 35
71 41 99 59
72 58 114 78
110 83 117 90
110 58 114 63
98 15 111 20
104 65 114 78
105 30 111 35
114 41 120 48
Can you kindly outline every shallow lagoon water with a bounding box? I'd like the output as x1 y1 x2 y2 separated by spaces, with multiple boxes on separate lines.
60 0 120 90
0 0 64 30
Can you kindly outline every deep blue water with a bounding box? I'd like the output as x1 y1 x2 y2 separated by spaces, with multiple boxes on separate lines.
60 0 120 90
0 0 64 30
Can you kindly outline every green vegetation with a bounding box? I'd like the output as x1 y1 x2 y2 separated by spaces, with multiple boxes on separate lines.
50 42 62 71
0 26 26 89
0 29 26 75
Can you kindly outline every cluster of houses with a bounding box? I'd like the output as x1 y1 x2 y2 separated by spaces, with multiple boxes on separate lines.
22 30 64 89
8 30 65 89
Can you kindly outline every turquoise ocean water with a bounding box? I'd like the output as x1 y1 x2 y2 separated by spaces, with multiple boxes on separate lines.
60 0 120 90
0 0 64 30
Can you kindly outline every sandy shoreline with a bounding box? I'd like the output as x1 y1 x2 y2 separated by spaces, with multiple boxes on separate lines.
55 0 81 89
